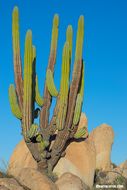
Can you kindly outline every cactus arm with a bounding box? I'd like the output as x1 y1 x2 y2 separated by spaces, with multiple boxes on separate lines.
72 61 84 126
26 124 39 139
31 45 36 120
66 25 73 58
48 16 84 171
65 16 84 130
73 94 82 125
35 75 44 106
32 46 43 107
70 61 85 136
22 30 33 138
56 42 70 130
40 14 59 131
9 84 22 119
46 69 58 97
74 126 87 139
12 6 23 110
48 26 73 133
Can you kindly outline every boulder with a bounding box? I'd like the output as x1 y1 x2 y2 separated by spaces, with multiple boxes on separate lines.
123 169 127 179
7 140 37 177
56 172 90 190
17 168 58 190
0 186 9 190
0 178 24 190
89 123 114 170
119 160 127 170
54 138 96 188
119 160 127 179
78 113 88 129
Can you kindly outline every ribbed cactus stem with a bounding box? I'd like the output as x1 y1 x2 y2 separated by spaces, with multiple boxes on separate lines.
40 14 59 131
79 62 84 99
73 62 84 126
12 6 20 54
74 126 87 139
27 124 39 139
56 42 70 130
66 25 73 57
12 6 23 110
51 14 59 53
35 76 44 106
75 15 84 62
32 45 36 61
73 94 82 125
23 30 33 138
46 69 58 97
9 84 22 119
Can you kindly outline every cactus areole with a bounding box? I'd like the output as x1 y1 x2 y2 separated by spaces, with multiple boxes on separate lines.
9 6 87 180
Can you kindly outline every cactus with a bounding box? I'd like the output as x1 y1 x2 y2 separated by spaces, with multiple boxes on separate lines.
9 6 87 180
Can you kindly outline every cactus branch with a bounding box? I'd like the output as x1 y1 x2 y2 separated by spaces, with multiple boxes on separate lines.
46 69 58 97
40 14 59 131
12 6 23 110
56 42 70 130
9 84 22 119
35 75 44 107
22 30 33 138
74 126 87 139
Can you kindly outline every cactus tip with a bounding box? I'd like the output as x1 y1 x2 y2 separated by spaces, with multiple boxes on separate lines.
13 6 18 13
26 29 32 37
78 15 84 27
53 14 59 27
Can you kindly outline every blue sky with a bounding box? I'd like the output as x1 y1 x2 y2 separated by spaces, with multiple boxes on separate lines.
0 0 127 169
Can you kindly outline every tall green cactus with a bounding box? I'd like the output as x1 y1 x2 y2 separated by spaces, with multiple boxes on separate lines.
9 6 87 180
